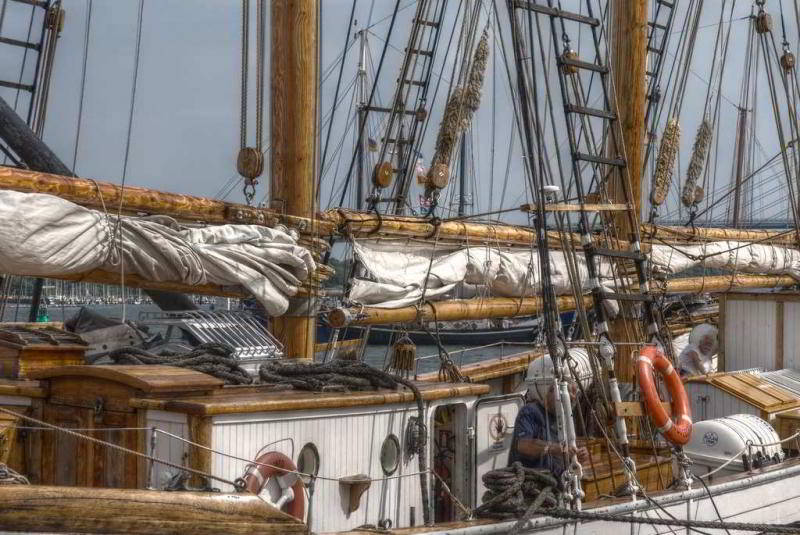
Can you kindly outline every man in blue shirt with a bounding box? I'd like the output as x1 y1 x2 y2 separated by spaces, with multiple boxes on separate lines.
509 368 589 476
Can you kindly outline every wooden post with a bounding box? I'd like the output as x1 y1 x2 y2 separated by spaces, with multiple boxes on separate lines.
270 0 318 359
609 0 648 383
187 415 212 488
776 300 785 370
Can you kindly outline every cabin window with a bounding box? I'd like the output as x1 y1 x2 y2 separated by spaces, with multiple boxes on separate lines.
380 434 401 475
297 442 320 483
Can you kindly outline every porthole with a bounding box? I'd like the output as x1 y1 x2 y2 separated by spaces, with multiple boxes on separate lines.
380 434 401 475
297 442 320 484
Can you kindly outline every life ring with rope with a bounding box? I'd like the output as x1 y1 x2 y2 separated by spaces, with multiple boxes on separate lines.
637 345 692 446
237 451 306 521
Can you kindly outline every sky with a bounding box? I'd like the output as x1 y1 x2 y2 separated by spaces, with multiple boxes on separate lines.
0 0 798 227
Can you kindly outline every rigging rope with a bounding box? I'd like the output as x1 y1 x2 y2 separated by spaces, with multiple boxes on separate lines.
72 0 93 172
319 0 358 187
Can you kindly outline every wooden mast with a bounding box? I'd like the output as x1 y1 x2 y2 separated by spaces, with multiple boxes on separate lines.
609 0 648 383
270 0 318 359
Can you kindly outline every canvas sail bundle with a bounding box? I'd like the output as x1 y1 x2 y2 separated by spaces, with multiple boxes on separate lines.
350 239 800 309
0 190 315 315
649 241 800 278
348 239 617 309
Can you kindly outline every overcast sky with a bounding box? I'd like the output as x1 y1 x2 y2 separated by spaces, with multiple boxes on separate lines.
1 1 797 227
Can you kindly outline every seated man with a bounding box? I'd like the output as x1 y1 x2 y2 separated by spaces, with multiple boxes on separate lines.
676 323 718 377
509 357 589 476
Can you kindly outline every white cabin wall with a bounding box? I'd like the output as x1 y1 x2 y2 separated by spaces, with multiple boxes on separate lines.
783 302 800 369
685 383 760 421
723 299 777 371
210 403 429 532
145 410 188 488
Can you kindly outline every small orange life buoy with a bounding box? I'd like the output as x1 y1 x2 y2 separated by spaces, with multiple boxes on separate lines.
241 451 306 521
637 345 692 445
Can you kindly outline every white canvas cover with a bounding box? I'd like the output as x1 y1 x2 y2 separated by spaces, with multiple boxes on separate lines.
0 190 315 316
649 241 800 278
348 239 617 309
349 238 800 309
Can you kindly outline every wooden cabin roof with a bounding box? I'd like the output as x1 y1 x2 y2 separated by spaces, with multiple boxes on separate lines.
130 381 490 415
29 365 224 393
418 350 541 384
687 371 800 413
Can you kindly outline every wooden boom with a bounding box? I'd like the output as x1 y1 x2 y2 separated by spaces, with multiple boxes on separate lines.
328 274 798 327
0 166 333 241
643 223 797 245
325 208 583 247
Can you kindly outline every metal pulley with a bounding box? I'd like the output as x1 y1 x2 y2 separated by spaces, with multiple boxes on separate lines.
781 51 796 72
755 11 772 34
237 147 264 181
372 161 393 188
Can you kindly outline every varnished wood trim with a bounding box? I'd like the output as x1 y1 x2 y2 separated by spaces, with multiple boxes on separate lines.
28 365 223 393
777 301 785 369
718 294 726 372
131 383 490 416
0 485 306 534
0 378 46 398
187 415 212 487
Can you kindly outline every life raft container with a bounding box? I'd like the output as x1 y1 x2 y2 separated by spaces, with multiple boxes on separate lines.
240 450 305 521
637 345 692 445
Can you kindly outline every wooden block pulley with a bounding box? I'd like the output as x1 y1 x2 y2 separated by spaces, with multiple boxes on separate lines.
372 161 393 189
561 50 579 74
782 51 796 72
237 147 264 181
755 12 772 34
427 163 449 189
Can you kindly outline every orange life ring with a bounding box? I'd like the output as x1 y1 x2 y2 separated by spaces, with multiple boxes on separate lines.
241 451 306 521
637 345 692 446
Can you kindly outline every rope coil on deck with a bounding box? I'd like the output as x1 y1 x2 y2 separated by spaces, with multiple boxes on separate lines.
475 462 559 519
108 343 253 385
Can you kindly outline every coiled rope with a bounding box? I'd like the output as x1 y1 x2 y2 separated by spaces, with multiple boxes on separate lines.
475 462 559 519
108 343 253 385
0 463 28 485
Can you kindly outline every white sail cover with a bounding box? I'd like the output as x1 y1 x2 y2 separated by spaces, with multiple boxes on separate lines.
349 238 800 309
649 241 800 277
0 190 315 316
349 239 617 309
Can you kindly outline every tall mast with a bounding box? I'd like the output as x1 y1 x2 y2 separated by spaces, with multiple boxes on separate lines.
609 0 648 382
457 137 467 217
356 29 368 209
732 106 748 227
270 0 318 360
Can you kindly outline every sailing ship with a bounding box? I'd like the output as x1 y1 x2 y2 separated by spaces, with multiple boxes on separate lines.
1 0 800 534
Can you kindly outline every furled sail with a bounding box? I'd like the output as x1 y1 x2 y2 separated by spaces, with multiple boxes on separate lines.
0 190 315 315
349 239 800 309
348 239 617 310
